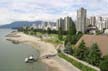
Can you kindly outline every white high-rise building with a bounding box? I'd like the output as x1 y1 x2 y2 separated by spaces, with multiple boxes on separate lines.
76 8 87 33
86 18 90 27
96 17 102 31
64 16 71 31
90 16 96 26
96 16 104 31
104 18 108 29
57 18 65 30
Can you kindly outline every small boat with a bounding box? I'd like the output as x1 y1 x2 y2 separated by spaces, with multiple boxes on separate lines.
25 56 37 63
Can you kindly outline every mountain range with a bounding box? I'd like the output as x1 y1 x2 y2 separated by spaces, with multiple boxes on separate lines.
0 21 44 29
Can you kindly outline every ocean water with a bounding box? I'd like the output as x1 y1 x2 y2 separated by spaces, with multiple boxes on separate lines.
0 29 47 71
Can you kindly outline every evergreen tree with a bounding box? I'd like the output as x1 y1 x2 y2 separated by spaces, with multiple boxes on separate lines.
76 31 83 41
67 17 76 36
47 27 51 34
83 48 89 61
87 43 101 66
100 56 108 71
64 42 73 55
65 17 77 44
58 27 63 40
74 40 87 60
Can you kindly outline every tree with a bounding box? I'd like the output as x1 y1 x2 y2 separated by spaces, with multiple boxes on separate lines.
87 43 101 66
64 42 73 55
67 17 76 35
52 30 58 34
67 17 76 36
83 48 90 61
73 40 87 60
23 26 30 34
71 35 77 44
99 58 108 71
65 34 72 45
33 29 37 35
58 27 63 40
47 27 51 34
65 17 77 44
17 27 24 32
76 31 83 41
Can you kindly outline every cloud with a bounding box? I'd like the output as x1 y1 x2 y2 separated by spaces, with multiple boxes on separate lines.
0 0 108 25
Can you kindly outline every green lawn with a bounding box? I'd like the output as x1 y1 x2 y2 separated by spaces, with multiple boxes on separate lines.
37 33 65 45
43 35 63 46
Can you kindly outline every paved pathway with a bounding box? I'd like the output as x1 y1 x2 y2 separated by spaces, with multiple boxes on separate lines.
54 56 80 71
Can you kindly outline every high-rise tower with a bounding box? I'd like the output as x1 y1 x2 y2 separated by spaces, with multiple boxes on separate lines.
76 8 87 33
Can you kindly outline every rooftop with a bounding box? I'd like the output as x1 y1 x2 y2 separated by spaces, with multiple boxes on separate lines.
75 35 108 56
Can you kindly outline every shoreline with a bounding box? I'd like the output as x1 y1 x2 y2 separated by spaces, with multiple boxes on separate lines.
6 32 80 71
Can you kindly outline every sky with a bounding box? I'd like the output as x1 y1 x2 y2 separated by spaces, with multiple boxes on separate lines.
0 0 108 25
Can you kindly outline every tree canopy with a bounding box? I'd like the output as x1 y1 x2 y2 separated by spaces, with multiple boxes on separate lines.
87 43 101 66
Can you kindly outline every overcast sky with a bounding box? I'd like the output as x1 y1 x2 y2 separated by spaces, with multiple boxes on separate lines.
0 0 108 25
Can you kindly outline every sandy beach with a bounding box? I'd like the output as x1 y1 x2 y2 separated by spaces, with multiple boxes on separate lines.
6 32 80 71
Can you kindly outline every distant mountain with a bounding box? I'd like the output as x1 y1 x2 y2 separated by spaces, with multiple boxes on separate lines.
0 21 43 29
